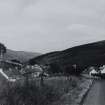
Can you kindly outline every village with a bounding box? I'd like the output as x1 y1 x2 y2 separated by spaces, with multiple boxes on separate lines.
0 41 105 105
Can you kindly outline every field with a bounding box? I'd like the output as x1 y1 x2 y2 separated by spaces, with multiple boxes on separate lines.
0 75 91 105
44 76 91 105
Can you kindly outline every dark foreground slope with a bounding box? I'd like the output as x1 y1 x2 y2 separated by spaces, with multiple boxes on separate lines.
4 49 41 63
29 40 105 73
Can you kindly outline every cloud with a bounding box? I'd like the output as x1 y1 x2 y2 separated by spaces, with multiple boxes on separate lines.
0 0 105 52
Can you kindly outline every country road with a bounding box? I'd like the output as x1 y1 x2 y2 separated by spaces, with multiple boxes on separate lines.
82 79 105 105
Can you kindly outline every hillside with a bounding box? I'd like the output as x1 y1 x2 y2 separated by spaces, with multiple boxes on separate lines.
4 49 41 63
29 40 105 73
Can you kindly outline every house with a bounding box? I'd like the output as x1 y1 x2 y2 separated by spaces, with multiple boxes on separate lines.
31 64 43 78
89 67 98 77
99 65 105 78
0 68 16 82
0 59 23 81
1 60 22 70
100 65 105 74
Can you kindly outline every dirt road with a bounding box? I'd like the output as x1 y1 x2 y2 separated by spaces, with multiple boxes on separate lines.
82 79 105 105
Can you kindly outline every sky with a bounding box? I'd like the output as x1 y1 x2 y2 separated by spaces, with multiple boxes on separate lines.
0 0 105 53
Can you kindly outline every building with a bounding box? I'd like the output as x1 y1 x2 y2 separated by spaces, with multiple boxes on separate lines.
0 60 22 70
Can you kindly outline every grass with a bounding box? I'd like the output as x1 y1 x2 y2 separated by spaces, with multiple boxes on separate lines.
44 76 78 94
0 80 60 105
0 75 87 105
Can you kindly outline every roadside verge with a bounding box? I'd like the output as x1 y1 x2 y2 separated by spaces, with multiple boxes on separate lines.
78 79 94 105
51 77 94 105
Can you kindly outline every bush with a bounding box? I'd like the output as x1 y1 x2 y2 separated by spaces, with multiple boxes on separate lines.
0 81 60 105
49 63 63 74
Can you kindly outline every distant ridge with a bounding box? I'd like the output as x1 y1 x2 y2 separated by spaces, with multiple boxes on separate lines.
62 40 105 53
4 49 41 63
29 40 105 73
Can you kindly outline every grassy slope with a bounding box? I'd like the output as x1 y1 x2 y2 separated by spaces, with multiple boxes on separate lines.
29 40 105 72
4 49 41 63
44 76 91 105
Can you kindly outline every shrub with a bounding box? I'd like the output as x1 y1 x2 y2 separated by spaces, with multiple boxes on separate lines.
0 81 60 105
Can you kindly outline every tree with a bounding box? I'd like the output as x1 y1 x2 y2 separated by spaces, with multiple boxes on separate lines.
38 64 48 86
0 43 6 59
11 59 21 64
0 43 6 69
49 63 62 74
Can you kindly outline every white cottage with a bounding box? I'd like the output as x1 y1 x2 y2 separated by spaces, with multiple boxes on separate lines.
89 67 98 77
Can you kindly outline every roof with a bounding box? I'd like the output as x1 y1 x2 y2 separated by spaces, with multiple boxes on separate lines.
0 60 22 66
90 69 98 74
101 68 105 73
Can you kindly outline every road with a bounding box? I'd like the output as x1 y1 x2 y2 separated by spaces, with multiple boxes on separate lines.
82 79 105 105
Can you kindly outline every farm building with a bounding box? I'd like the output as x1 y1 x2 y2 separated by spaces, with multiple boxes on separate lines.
0 59 22 70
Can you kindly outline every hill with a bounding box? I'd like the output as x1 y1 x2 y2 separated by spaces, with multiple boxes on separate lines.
29 40 105 73
4 49 41 63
